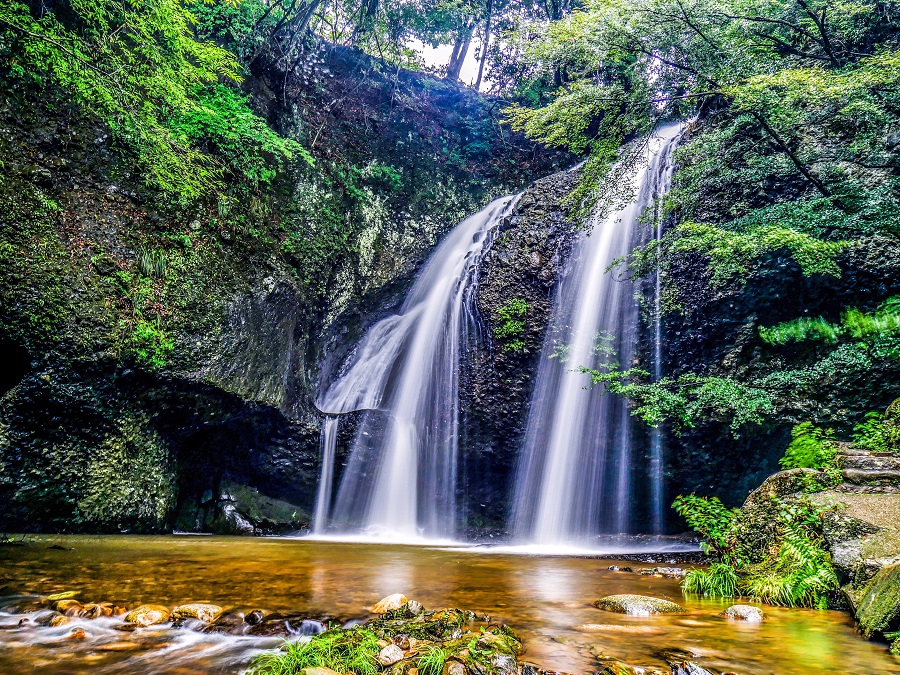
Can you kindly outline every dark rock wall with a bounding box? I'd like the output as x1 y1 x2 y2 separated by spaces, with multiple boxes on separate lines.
460 169 581 532
0 44 570 534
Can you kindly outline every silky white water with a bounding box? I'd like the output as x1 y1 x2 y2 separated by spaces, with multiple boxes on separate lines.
511 124 684 545
314 196 518 539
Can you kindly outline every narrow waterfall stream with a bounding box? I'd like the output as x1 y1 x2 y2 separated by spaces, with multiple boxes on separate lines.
511 124 684 546
314 196 519 539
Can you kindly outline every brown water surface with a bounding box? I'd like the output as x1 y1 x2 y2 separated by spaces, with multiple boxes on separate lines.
0 535 898 674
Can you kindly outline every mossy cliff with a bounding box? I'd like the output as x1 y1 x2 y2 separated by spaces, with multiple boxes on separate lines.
0 44 569 534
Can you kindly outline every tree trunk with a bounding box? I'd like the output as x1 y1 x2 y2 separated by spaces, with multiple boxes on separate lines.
475 0 494 90
447 28 472 80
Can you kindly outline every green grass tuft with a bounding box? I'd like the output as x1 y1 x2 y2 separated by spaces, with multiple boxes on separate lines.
248 626 380 675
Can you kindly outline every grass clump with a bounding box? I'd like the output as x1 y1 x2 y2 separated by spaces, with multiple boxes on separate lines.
249 626 380 675
137 248 167 280
682 562 740 597
417 645 450 675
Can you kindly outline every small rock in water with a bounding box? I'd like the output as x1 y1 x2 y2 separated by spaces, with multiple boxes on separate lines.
171 603 223 623
56 599 82 614
49 615 69 627
670 662 716 675
245 610 265 625
377 643 404 666
371 593 410 614
721 604 765 622
640 567 686 578
67 627 87 640
593 594 686 616
124 604 171 627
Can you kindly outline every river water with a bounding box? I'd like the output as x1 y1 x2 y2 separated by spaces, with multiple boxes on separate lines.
1 536 897 674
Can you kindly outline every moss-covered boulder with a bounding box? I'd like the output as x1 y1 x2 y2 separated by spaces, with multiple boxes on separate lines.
593 595 685 616
886 397 900 452
856 564 900 638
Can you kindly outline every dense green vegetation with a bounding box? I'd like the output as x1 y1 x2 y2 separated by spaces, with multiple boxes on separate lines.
504 0 900 451
675 490 839 608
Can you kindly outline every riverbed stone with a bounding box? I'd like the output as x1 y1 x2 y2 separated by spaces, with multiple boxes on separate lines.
670 663 715 675
377 644 405 666
593 594 686 616
371 594 410 614
444 661 467 675
721 605 765 622
124 604 171 627
303 668 343 675
171 603 223 623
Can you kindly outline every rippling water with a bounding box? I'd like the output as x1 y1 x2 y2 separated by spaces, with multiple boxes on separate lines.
1 536 898 674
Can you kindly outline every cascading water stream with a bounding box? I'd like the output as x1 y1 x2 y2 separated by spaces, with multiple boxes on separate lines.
312 416 339 534
313 195 519 540
511 123 684 546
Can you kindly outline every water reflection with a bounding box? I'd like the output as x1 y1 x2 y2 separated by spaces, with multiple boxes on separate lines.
0 536 898 675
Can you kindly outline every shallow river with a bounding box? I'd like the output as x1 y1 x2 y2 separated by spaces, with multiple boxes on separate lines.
1 535 898 674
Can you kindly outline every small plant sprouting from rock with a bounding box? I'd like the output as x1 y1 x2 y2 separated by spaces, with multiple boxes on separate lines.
495 297 528 353
137 248 167 279
131 317 174 369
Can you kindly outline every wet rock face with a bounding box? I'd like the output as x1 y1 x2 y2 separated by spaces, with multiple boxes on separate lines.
0 43 569 534
460 169 582 531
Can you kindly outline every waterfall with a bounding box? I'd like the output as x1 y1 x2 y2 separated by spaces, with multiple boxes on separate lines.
511 124 683 546
312 416 339 534
314 196 519 540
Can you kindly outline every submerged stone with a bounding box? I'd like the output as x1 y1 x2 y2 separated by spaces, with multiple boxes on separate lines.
593 594 685 616
721 605 765 622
